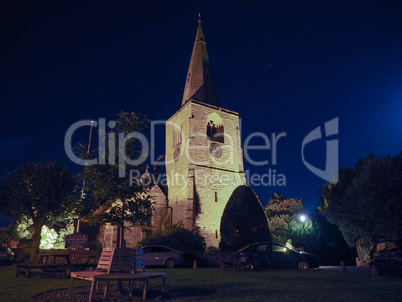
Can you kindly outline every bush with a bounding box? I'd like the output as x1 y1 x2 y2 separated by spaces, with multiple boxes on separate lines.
139 227 205 255
220 185 271 251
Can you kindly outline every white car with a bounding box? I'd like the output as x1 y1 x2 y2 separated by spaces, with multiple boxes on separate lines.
142 245 184 268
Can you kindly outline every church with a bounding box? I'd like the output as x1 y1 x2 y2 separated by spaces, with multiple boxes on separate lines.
165 17 247 248
89 17 255 249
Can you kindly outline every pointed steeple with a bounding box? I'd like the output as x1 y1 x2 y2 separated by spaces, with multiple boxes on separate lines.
181 15 219 107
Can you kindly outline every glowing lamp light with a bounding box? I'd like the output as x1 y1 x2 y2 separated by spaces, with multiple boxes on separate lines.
299 215 307 223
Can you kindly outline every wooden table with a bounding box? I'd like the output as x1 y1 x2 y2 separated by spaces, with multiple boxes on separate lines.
39 254 70 277
15 254 71 278
87 272 167 302
39 254 70 265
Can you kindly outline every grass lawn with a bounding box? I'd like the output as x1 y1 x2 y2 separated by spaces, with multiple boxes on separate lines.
1 265 401 301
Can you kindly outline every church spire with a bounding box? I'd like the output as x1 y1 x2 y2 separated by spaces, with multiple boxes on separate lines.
181 15 219 107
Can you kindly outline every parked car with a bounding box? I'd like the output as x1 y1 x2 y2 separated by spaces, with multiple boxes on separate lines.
142 245 184 268
238 242 319 270
369 240 402 276
0 247 15 265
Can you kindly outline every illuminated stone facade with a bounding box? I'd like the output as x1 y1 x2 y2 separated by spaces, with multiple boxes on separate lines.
166 101 245 248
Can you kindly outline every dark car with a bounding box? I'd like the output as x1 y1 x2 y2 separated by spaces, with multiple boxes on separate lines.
369 240 402 276
0 247 15 265
142 245 184 268
238 242 319 270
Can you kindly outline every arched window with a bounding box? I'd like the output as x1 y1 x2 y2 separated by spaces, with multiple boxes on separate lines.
178 126 183 145
206 113 224 143
172 123 182 147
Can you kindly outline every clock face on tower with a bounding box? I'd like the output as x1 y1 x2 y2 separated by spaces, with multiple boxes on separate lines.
209 143 222 158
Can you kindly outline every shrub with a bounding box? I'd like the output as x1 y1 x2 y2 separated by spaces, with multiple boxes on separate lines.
220 185 271 251
139 226 205 254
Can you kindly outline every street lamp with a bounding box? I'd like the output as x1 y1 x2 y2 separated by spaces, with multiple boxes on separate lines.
299 214 308 252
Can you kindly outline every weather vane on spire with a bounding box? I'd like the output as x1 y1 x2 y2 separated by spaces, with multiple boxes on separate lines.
198 12 201 23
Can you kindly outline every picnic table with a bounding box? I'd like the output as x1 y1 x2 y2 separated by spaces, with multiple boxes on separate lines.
40 254 70 277
69 254 98 271
39 253 70 264
16 254 70 278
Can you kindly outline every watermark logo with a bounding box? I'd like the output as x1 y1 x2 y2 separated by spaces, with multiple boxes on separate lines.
64 117 339 185
301 118 339 183
64 118 149 177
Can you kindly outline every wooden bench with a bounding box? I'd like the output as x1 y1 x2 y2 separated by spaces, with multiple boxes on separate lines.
135 247 145 272
69 247 117 283
16 263 44 278
70 247 166 301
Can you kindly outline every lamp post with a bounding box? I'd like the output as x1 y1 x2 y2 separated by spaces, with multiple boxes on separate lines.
299 214 308 252
76 120 95 234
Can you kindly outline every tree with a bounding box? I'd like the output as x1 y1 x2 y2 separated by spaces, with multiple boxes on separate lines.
319 152 402 250
349 152 402 240
78 111 153 247
308 212 352 265
220 185 271 251
318 167 365 247
265 193 318 248
0 162 78 261
265 193 302 244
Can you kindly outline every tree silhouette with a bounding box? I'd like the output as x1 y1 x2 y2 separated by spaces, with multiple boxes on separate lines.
220 185 271 251
0 162 78 261
319 152 402 250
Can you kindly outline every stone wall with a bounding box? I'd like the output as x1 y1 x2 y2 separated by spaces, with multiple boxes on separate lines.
97 184 171 248
166 100 246 248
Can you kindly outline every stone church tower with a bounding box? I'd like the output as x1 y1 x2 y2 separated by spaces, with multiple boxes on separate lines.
165 18 246 248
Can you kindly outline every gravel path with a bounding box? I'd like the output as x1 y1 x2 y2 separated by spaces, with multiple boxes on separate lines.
33 285 186 302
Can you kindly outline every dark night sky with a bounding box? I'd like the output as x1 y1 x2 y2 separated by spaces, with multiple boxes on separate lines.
1 0 401 210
